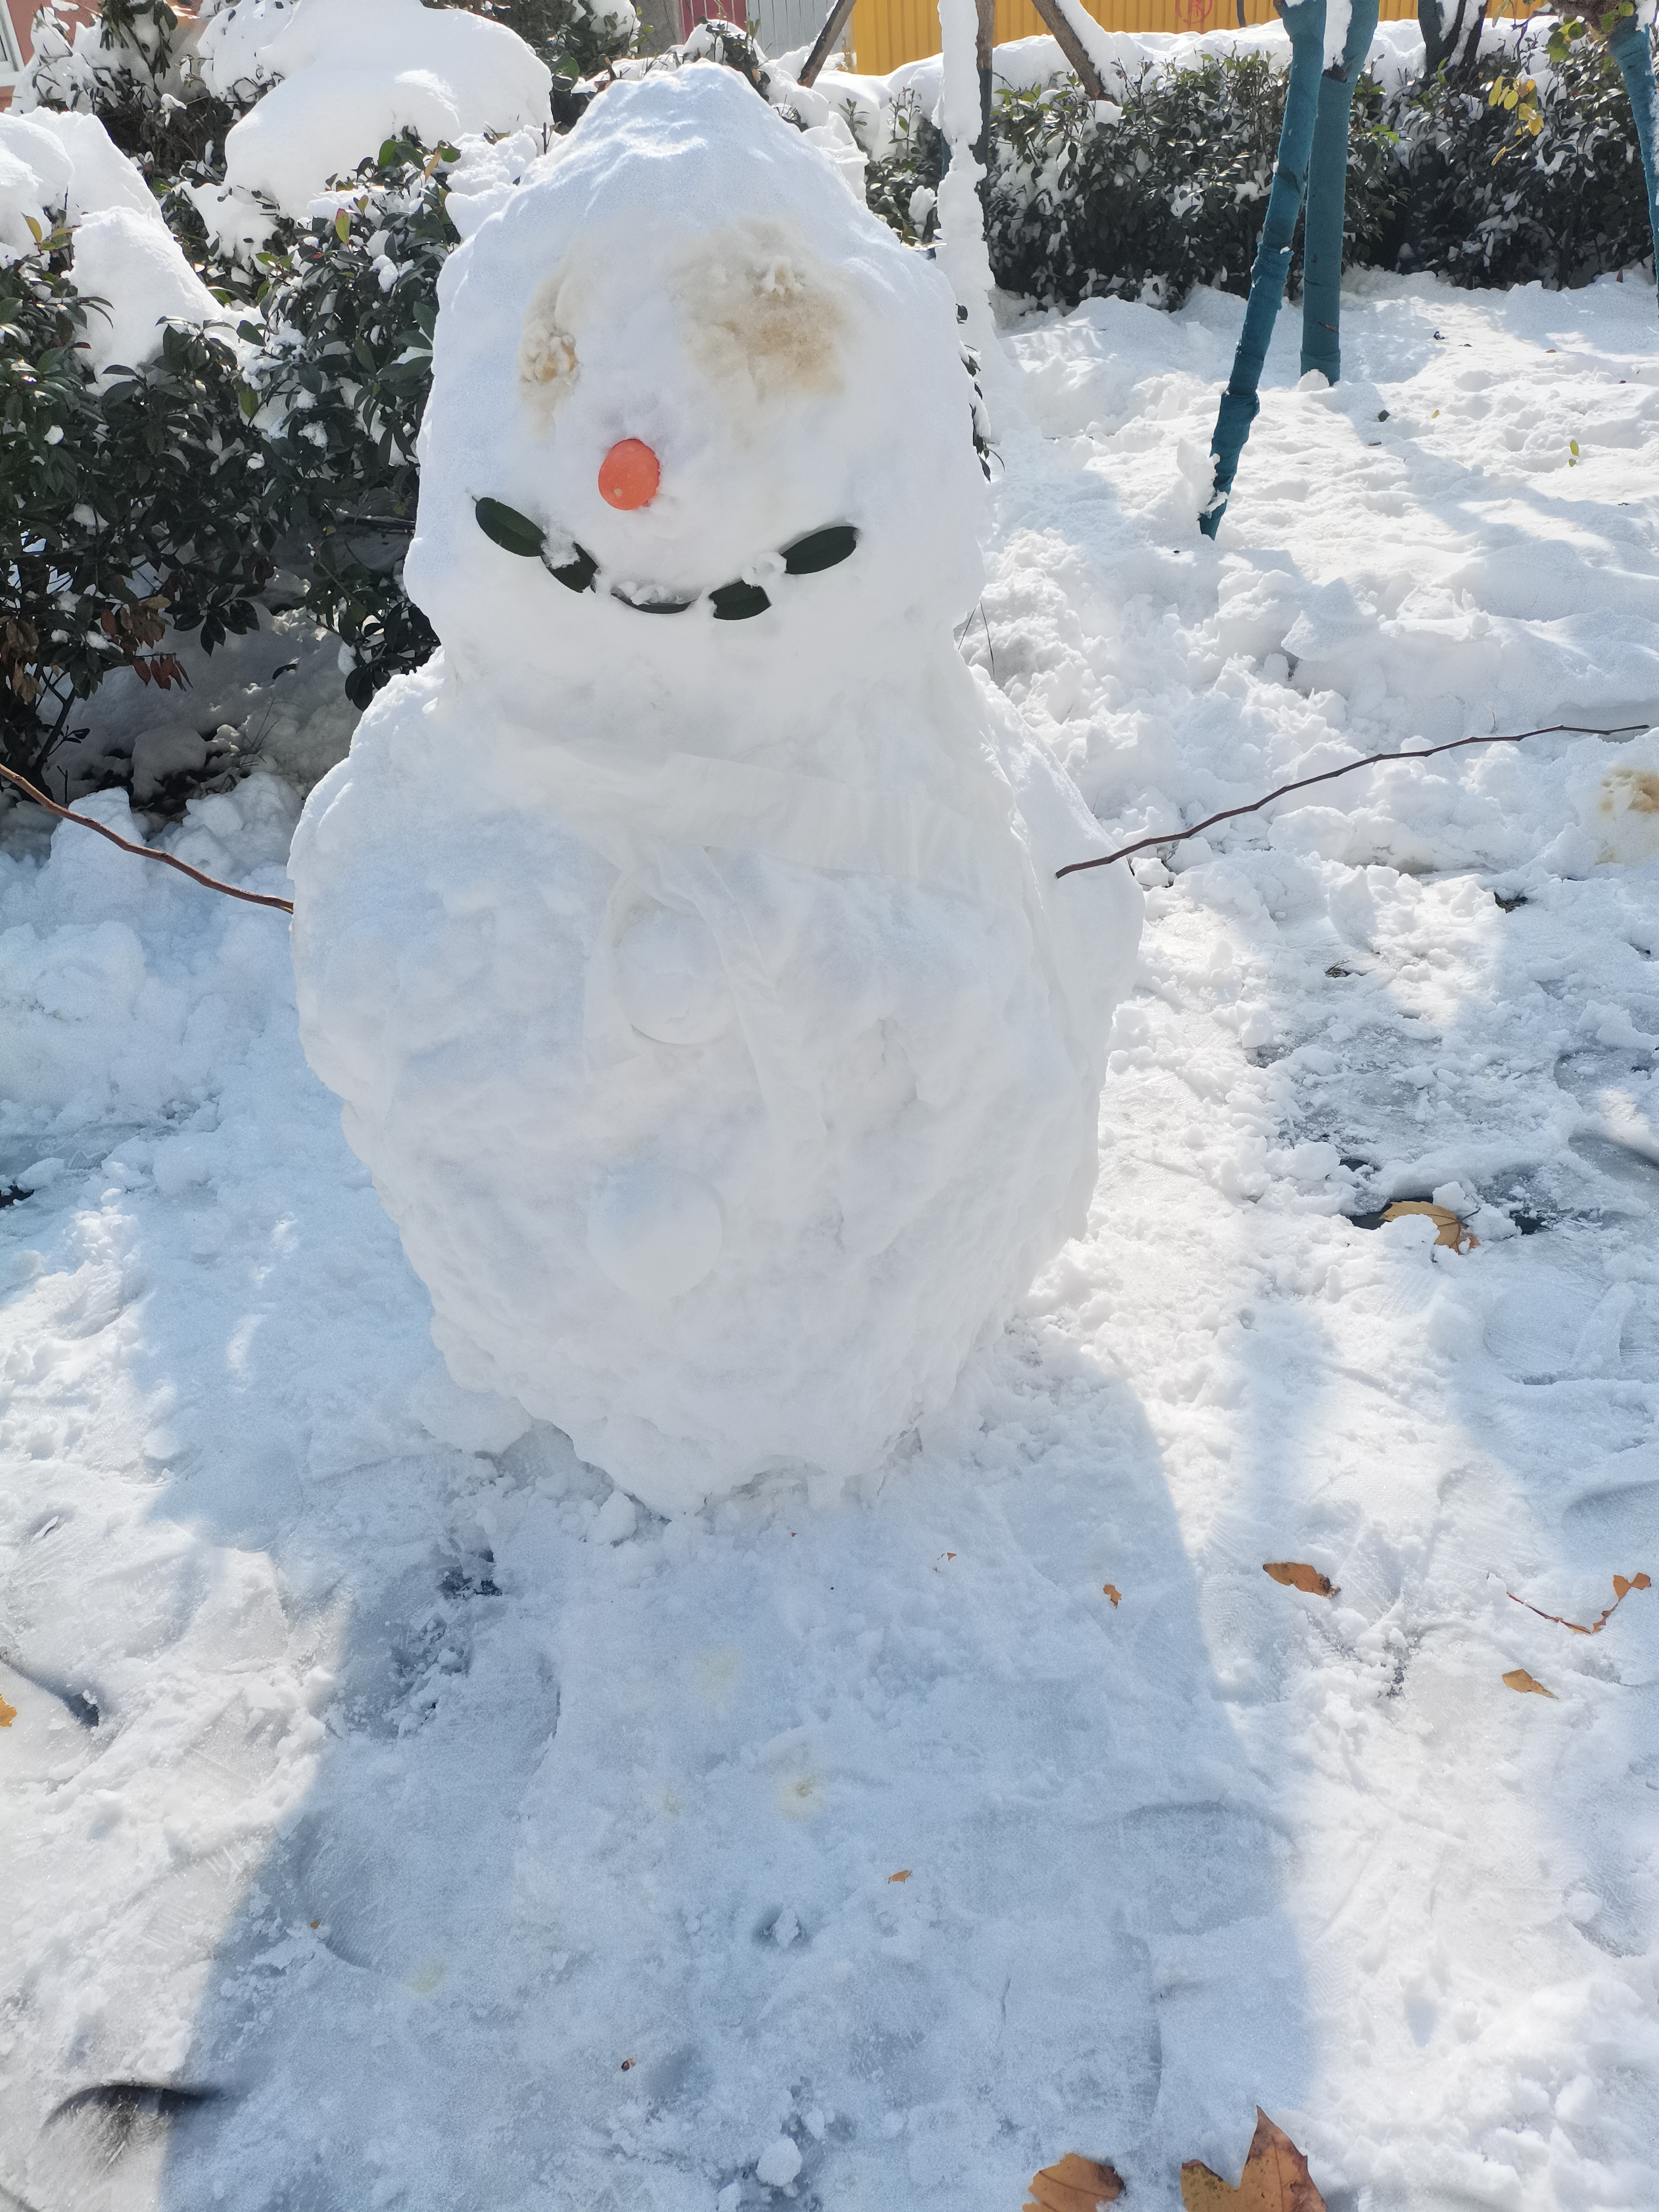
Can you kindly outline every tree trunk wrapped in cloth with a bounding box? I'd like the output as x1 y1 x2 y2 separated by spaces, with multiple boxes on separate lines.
1602 1 1659 309
1201 0 1382 538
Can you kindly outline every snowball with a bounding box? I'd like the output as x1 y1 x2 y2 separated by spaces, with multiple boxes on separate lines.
210 0 552 217
289 66 1140 1514
590 1490 638 1545
756 2136 803 2187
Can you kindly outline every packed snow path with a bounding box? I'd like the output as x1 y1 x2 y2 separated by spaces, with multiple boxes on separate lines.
3 270 1658 2212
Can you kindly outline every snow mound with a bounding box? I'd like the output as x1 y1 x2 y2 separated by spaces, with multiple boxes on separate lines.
203 0 553 216
289 64 1140 1513
0 111 225 374
0 114 72 256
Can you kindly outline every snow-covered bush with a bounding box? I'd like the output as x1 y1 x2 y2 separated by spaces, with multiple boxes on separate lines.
1394 18 1657 289
863 35 1656 305
198 0 552 216
243 134 459 706
16 0 242 173
0 236 273 788
887 52 1403 311
861 91 944 246
436 0 639 92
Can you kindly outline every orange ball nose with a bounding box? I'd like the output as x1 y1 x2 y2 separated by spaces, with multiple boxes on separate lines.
598 438 661 511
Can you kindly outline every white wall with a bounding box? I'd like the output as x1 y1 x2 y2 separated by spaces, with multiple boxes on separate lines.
0 6 25 101
753 0 836 60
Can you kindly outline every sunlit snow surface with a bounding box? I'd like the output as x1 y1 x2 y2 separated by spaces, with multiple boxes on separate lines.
3 269 1659 2210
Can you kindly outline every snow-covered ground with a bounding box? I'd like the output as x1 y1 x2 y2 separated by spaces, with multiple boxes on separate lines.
3 266 1658 2211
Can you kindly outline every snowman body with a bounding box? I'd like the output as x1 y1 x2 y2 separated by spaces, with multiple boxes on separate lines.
289 66 1140 1512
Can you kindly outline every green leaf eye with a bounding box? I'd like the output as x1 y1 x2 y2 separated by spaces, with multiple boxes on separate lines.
475 497 546 557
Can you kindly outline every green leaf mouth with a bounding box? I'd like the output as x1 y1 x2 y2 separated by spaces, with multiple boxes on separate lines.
474 502 857 613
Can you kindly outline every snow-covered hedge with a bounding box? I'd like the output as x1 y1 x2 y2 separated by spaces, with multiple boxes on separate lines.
0 232 274 785
241 134 459 707
863 26 1658 309
988 50 1400 310
1393 21 1659 291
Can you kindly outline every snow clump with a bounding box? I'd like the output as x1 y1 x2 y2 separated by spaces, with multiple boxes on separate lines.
289 64 1140 1514
199 0 553 217
0 109 225 376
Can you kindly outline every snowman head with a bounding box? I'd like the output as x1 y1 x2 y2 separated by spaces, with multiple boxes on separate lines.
405 66 987 734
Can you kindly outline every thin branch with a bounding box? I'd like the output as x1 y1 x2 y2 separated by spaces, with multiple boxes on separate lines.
1055 723 1653 880
0 761 294 914
1506 1573 1650 1637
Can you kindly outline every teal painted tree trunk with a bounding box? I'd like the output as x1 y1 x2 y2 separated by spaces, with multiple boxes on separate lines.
1605 9 1659 316
1301 0 1384 384
1201 0 1382 537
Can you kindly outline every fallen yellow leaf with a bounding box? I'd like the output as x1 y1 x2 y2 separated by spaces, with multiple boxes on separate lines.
0 1694 14 1729
1180 2110 1325 2212
1263 1562 1340 1599
887 1869 911 1884
1503 1668 1556 1699
1025 2151 1125 2209
1103 1584 1122 1608
1381 1201 1478 1252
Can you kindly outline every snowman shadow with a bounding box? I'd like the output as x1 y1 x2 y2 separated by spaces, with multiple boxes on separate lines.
110 1295 1317 2211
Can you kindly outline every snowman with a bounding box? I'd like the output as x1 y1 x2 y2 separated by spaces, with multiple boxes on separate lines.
289 64 1141 1514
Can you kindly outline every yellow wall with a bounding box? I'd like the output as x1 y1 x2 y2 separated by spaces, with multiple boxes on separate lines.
850 0 1454 79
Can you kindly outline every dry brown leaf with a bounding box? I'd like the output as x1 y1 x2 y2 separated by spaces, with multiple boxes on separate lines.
1024 2151 1125 2209
1503 1668 1557 1699
1508 1571 1650 1636
1381 1201 1478 1252
1179 2110 1325 2212
1263 1562 1340 1599
887 1869 912 1884
0 1693 14 1729
1103 1584 1122 1608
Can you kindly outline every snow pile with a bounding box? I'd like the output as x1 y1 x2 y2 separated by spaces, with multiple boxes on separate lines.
200 0 553 217
289 64 1139 1513
0 109 224 375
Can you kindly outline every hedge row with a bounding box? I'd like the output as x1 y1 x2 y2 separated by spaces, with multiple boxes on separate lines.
865 29 1658 307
